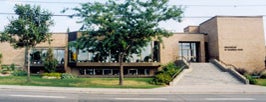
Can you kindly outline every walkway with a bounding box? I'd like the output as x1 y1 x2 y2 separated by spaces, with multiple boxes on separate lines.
176 63 243 85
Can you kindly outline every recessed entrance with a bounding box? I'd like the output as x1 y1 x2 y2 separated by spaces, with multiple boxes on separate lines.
179 42 200 62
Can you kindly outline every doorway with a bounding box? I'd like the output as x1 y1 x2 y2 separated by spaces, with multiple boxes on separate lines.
179 42 200 62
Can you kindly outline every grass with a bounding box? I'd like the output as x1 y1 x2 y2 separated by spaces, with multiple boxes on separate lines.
0 75 160 89
256 79 266 86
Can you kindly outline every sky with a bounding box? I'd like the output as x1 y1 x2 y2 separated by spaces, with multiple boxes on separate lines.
1 0 266 37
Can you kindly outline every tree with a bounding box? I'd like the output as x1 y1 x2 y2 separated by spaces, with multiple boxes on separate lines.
44 47 58 73
0 4 53 82
65 0 183 85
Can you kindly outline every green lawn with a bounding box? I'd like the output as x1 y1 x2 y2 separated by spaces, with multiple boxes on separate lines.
0 76 160 89
256 79 266 86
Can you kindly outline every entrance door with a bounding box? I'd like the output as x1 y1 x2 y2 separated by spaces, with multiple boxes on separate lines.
179 42 199 62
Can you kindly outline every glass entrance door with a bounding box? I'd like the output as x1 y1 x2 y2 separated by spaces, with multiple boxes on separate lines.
179 42 198 62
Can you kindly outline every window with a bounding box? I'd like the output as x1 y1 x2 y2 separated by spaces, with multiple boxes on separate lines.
179 42 198 62
53 49 65 64
145 69 150 75
113 69 119 75
30 48 65 64
103 69 112 75
128 69 138 75
85 69 95 75
95 69 103 75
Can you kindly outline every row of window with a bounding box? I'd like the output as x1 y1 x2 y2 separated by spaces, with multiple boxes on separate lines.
79 68 150 75
30 48 65 64
69 41 160 63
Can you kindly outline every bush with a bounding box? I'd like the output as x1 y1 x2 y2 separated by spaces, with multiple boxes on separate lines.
152 72 171 85
244 73 257 84
162 62 179 76
1 64 17 72
42 72 62 79
1 70 11 74
12 70 27 76
44 48 58 73
61 73 76 79
152 62 181 85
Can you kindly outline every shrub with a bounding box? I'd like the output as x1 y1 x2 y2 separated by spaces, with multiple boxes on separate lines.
12 70 27 76
44 48 58 73
152 62 181 85
1 64 17 72
152 72 171 85
162 62 179 76
1 70 11 74
10 64 16 71
244 73 257 84
42 72 62 79
61 73 76 79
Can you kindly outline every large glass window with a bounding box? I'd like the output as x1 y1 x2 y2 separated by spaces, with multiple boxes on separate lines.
179 42 198 62
30 48 65 64
74 41 160 63
78 49 93 62
68 47 77 63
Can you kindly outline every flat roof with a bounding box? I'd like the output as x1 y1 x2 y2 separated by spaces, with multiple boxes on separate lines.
199 16 263 26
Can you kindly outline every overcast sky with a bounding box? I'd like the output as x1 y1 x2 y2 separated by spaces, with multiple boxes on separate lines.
1 0 266 36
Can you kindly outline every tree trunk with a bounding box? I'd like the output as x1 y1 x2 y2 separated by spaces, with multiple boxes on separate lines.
119 53 124 86
26 47 31 82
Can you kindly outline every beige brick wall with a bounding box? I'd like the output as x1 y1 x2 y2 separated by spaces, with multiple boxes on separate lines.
216 16 265 72
0 33 67 67
184 26 199 33
0 42 25 66
160 33 206 65
200 17 219 59
36 33 67 48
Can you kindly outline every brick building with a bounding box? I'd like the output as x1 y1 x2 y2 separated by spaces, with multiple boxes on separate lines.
0 16 265 77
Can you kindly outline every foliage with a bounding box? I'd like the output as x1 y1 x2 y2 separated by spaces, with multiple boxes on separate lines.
12 70 27 76
1 64 16 71
244 73 258 84
152 62 181 85
64 0 183 85
31 50 41 62
0 4 53 81
1 4 53 48
152 72 171 85
0 64 15 75
44 47 58 73
61 73 76 79
162 62 181 76
42 72 61 79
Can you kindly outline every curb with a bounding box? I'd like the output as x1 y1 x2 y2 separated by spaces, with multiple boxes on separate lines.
1 85 266 94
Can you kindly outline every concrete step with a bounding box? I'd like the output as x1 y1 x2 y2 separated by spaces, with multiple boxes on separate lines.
175 63 243 85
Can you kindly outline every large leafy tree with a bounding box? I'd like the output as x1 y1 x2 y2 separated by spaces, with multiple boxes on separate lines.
0 4 53 82
66 0 183 85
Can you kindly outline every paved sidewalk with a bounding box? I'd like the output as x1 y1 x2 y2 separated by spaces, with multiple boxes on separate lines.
0 84 265 94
